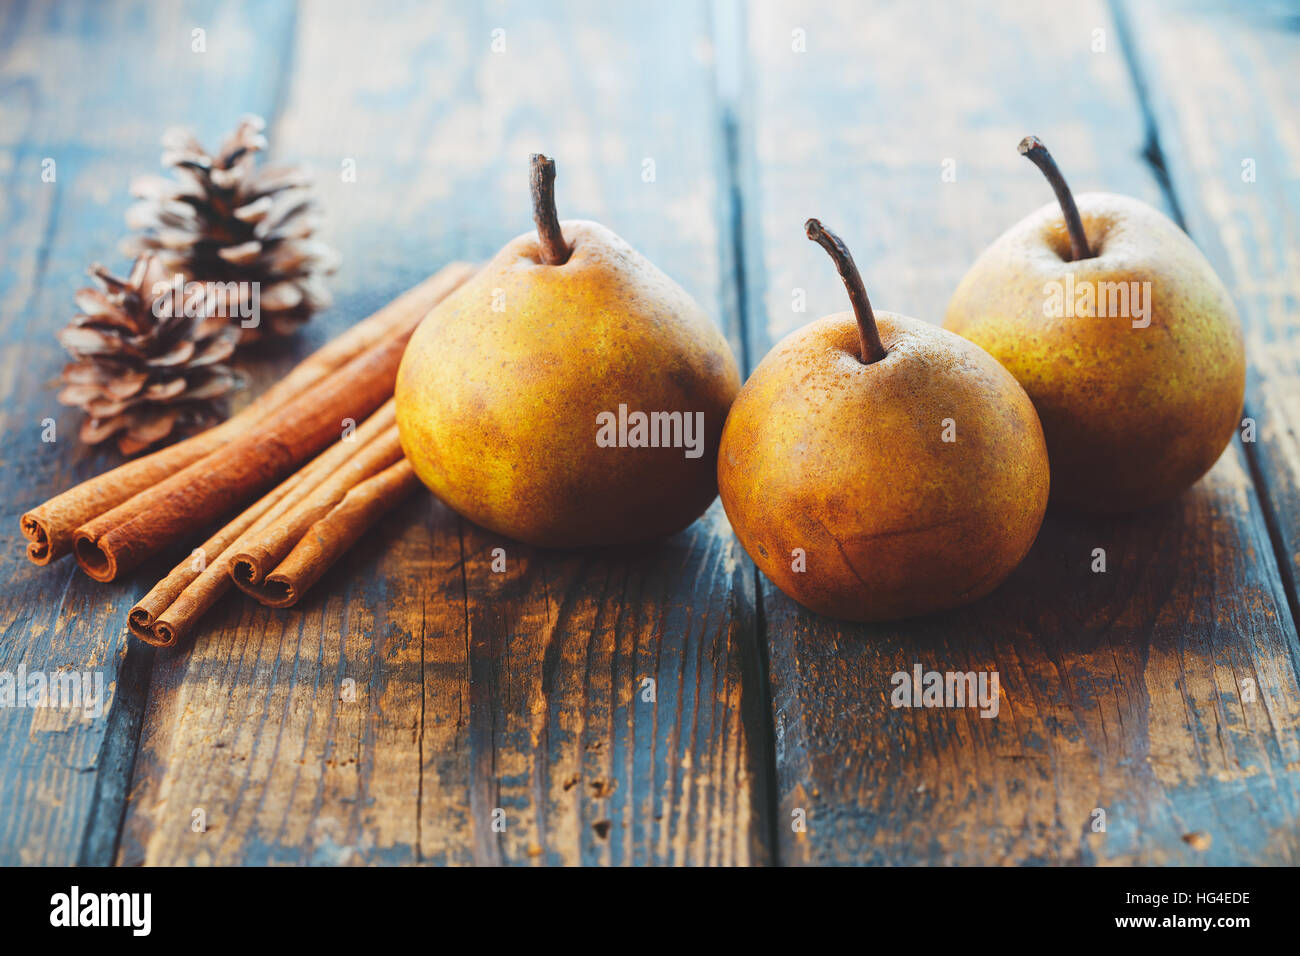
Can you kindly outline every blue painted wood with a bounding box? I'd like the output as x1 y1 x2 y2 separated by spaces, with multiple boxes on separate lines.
1118 0 1300 678
5 0 1294 870
733 0 1300 864
0 0 304 865
96 0 768 866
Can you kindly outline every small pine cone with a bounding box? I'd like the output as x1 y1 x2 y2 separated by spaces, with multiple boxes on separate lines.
121 114 339 345
57 255 245 456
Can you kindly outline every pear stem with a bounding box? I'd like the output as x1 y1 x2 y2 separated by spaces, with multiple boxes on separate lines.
805 219 887 365
530 153 571 266
1018 136 1092 261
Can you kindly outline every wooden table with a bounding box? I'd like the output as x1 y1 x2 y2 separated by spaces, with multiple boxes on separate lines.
2 0 1298 866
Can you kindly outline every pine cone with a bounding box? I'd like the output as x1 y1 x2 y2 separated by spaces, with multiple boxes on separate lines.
57 256 244 456
121 114 338 345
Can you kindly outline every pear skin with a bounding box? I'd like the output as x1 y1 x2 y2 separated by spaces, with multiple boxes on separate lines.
718 221 1050 622
396 210 739 548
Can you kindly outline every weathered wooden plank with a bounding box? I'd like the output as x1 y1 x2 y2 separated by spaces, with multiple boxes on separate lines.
1118 0 1300 648
737 0 1300 864
114 0 769 865
0 0 297 865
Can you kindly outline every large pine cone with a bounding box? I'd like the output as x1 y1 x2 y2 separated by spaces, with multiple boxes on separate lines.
122 114 338 345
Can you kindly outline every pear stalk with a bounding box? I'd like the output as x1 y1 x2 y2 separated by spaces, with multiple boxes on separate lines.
530 154 572 266
1018 136 1092 261
805 219 887 365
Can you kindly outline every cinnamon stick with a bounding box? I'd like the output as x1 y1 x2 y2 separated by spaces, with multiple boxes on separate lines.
238 459 420 608
130 402 399 646
21 263 473 565
230 426 406 592
75 329 408 582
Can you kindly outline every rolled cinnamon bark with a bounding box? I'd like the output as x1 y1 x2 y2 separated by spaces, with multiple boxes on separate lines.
240 459 421 608
21 262 473 566
126 473 304 644
130 402 399 646
74 331 410 582
230 426 407 593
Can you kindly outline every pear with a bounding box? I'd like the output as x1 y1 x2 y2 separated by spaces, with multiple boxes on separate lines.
944 136 1246 513
395 155 740 548
718 220 1049 622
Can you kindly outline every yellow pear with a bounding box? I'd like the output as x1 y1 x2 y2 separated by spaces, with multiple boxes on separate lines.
945 136 1245 513
396 155 740 547
718 220 1050 622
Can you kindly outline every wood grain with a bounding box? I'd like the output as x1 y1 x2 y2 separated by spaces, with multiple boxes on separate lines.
736 0 1300 864
112 0 770 866
0 0 297 865
1119 0 1300 652
5 0 1296 869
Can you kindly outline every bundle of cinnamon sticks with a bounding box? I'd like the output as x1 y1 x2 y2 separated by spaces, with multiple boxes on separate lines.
22 262 475 646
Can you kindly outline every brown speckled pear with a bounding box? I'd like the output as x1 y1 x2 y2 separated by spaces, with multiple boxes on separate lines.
395 155 739 548
718 220 1049 622
944 136 1245 513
